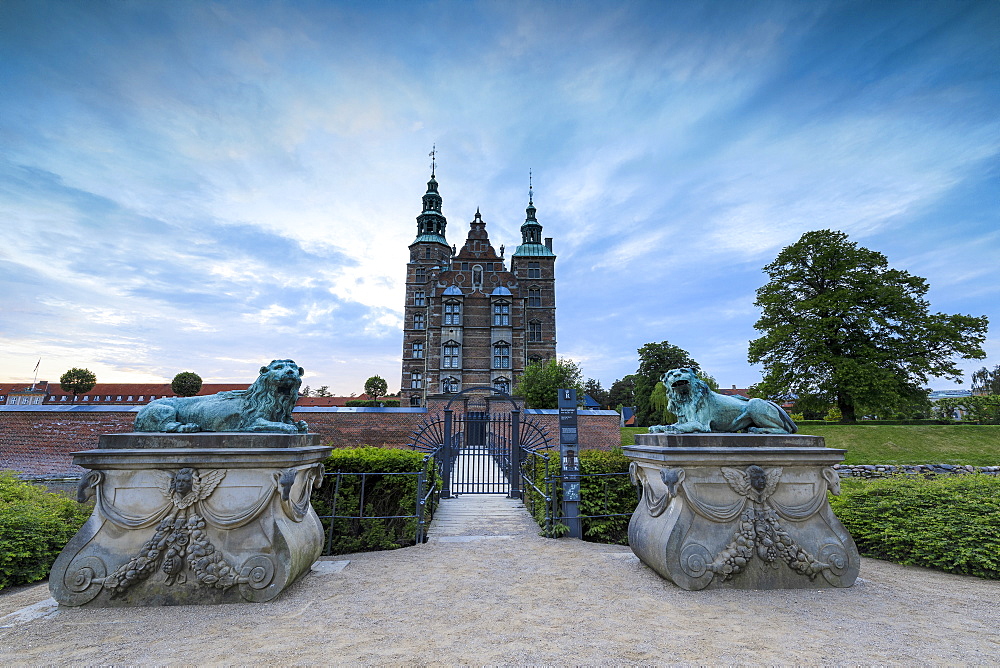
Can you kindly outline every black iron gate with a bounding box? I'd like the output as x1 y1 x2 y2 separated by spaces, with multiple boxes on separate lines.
407 387 552 498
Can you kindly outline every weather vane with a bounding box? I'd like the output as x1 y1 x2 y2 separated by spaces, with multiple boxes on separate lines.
529 169 533 203
429 144 437 177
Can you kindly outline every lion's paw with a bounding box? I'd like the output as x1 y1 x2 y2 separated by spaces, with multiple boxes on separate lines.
177 423 202 433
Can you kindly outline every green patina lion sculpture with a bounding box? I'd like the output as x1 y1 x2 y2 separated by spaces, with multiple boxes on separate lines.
649 367 796 435
134 359 309 433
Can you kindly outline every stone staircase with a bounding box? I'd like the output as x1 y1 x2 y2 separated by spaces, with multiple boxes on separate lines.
427 494 539 541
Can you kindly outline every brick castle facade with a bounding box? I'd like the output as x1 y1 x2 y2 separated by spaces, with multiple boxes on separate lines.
401 167 557 406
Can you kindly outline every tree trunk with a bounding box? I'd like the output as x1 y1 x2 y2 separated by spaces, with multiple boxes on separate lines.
837 393 857 424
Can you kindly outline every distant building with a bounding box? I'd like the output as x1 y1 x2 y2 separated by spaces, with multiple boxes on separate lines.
400 166 557 407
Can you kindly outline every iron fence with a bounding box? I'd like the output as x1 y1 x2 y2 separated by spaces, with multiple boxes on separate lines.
315 456 442 555
521 456 638 542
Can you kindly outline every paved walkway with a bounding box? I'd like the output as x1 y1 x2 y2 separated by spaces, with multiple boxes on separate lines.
2 493 999 664
428 493 540 539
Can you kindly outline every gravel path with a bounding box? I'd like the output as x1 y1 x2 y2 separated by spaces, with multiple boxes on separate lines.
1 496 999 665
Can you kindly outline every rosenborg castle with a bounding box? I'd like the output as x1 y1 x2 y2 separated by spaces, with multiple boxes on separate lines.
400 168 557 407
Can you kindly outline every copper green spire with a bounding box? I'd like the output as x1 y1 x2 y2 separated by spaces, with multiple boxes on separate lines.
513 170 554 257
411 149 448 247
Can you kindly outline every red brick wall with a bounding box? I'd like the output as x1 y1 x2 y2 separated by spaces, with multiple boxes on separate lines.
1 407 621 477
0 410 137 477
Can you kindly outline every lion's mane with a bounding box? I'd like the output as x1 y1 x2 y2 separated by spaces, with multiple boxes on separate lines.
237 359 302 430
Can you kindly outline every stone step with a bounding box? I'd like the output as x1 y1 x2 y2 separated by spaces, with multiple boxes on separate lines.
428 494 539 539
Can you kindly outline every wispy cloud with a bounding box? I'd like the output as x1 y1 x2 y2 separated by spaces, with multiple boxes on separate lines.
1 0 997 392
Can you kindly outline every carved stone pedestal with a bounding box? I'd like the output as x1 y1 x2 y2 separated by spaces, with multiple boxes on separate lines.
625 433 859 590
50 433 332 607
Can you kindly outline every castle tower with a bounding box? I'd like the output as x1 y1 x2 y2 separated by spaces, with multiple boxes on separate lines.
401 167 556 407
510 181 557 367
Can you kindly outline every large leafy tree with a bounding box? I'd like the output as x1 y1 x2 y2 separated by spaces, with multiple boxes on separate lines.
748 230 988 423
171 371 203 397
607 374 638 410
633 341 698 426
59 368 96 397
364 375 388 403
514 358 583 409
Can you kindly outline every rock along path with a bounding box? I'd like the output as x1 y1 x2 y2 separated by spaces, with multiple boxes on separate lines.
1 494 999 665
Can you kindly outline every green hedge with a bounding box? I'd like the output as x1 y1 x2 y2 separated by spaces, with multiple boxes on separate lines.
829 475 1000 579
524 448 636 544
0 472 92 590
312 447 439 555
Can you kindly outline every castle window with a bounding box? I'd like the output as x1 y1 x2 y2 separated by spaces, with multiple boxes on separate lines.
493 342 511 369
413 314 425 330
493 301 510 326
527 262 540 278
444 301 461 325
425 247 432 259
410 395 421 407
461 262 469 270
412 342 424 359
493 377 510 394
443 343 461 368
528 320 542 342
528 289 541 307
415 267 426 282
414 291 425 306
410 371 423 389
442 377 460 394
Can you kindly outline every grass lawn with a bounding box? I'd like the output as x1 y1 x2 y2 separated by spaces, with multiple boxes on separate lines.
620 425 1000 465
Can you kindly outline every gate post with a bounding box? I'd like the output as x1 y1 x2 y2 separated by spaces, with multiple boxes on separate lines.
442 407 454 498
509 408 522 499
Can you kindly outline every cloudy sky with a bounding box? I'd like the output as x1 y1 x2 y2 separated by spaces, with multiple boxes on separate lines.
2 0 998 395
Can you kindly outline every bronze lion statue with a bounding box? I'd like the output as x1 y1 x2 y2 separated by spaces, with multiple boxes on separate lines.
134 359 309 433
648 367 796 435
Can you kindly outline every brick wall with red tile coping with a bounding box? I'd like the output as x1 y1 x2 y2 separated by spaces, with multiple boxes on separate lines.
0 406 621 478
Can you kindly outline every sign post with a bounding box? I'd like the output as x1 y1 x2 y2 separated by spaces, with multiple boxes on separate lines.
558 388 582 539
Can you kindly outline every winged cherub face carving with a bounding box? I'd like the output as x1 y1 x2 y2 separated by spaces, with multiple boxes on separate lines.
747 465 767 492
171 468 196 496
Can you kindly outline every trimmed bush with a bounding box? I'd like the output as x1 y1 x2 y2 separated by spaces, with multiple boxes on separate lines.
312 447 439 555
0 472 92 590
829 475 1000 579
524 448 636 544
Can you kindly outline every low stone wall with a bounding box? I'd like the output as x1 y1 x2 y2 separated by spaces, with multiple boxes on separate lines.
834 463 1000 477
0 405 622 478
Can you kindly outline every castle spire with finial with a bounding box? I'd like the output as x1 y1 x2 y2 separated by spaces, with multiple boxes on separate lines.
411 146 448 246
514 169 551 256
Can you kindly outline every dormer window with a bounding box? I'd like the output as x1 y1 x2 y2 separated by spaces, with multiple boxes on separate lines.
493 301 510 326
444 301 461 325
